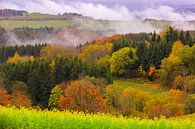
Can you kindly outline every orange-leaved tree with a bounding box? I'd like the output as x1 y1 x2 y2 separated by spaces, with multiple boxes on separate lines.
0 88 10 106
10 81 32 108
10 92 32 108
60 80 107 113
148 66 156 81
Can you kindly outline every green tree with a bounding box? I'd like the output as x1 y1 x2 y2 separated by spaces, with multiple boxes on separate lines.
48 85 63 110
160 41 184 86
160 55 182 86
110 47 138 77
11 81 28 94
97 55 111 68
27 59 53 108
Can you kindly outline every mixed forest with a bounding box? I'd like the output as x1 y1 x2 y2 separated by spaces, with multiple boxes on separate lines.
0 26 195 129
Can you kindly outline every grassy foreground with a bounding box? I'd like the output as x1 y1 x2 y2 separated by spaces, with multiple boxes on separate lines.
0 106 194 129
177 113 195 125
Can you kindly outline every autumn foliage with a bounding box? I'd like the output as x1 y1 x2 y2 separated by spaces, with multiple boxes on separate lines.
97 34 121 43
79 43 112 63
0 88 10 106
6 52 34 64
41 44 79 58
0 81 31 108
173 75 185 90
144 90 186 118
119 88 150 116
10 92 32 108
60 80 107 113
148 66 156 81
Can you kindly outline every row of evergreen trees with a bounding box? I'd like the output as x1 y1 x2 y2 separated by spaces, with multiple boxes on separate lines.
0 56 112 108
0 44 46 64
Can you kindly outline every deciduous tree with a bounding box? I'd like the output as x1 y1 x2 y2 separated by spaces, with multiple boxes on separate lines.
110 47 138 77
60 80 107 113
119 88 150 116
0 88 10 106
144 90 186 118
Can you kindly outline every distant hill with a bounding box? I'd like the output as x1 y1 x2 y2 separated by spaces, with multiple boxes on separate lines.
62 12 93 20
0 9 93 21
0 9 27 17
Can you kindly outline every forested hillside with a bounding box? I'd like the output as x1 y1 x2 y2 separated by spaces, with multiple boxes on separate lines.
0 26 194 119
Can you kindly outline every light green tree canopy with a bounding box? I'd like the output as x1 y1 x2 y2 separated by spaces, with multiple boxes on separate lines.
110 47 138 77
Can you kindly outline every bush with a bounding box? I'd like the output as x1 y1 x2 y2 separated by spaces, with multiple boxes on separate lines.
0 88 10 106
144 90 186 118
119 88 150 116
105 85 123 114
184 76 195 93
185 94 195 114
173 75 185 90
10 92 32 108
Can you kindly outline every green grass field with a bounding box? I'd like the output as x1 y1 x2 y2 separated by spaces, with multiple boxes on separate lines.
0 106 194 129
0 20 76 29
113 79 168 95
0 19 111 31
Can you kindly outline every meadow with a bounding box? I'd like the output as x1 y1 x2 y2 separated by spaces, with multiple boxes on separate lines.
0 19 111 31
0 20 76 29
113 79 168 95
0 106 194 129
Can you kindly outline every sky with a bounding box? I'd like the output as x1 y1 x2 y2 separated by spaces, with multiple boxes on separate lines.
1 0 195 21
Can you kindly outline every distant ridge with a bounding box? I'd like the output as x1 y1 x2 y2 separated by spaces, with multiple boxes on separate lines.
0 9 28 17
0 9 93 20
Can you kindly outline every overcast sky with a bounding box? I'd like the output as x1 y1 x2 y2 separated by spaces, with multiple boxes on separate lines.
1 0 195 7
1 0 195 21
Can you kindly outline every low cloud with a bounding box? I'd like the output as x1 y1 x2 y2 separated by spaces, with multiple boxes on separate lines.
1 0 195 40
1 0 195 21
0 0 134 21
135 6 195 21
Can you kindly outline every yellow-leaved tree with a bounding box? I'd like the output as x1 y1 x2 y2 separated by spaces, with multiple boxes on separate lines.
6 52 34 64
41 44 79 58
79 43 112 63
